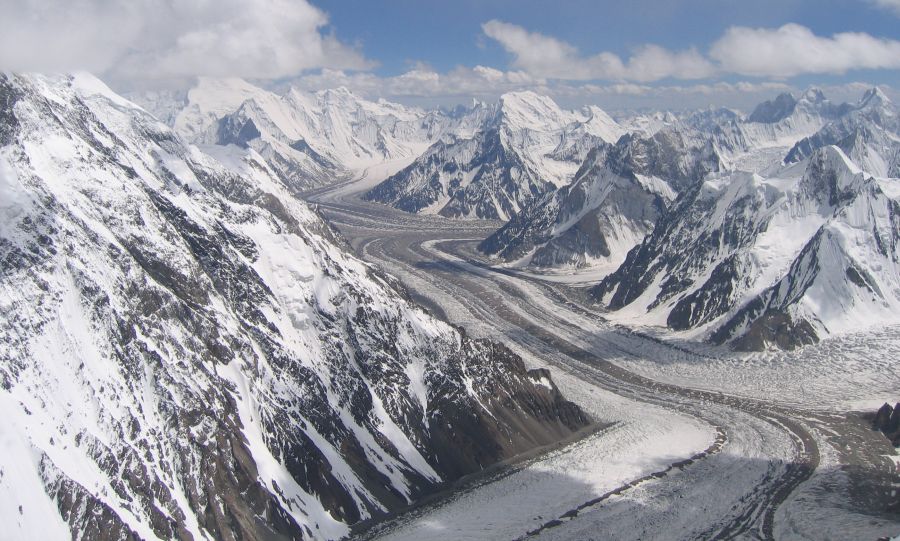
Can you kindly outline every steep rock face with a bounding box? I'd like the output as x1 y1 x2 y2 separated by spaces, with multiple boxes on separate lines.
594 146 900 350
786 87 900 178
0 73 588 540
748 92 799 123
364 126 554 220
479 128 723 270
872 403 900 447
364 92 624 220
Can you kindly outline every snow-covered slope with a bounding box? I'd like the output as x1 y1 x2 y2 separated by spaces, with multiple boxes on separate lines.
216 86 449 170
364 91 625 220
615 110 679 137
549 105 625 162
133 79 457 191
0 73 588 540
681 107 742 133
594 145 900 350
479 128 723 271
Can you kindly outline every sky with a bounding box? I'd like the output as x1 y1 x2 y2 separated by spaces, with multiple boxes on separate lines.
2 0 900 111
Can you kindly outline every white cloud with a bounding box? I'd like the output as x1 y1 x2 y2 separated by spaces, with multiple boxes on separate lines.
871 0 900 16
482 20 900 82
481 19 715 82
709 24 900 77
545 81 891 112
0 0 372 82
625 45 717 82
4 1 895 111
558 81 792 100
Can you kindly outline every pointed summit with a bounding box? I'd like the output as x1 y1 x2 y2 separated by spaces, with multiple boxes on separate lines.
317 86 360 106
497 91 569 131
748 92 797 123
859 86 891 108
800 86 826 104
499 89 551 104
365 91 620 220
172 77 273 141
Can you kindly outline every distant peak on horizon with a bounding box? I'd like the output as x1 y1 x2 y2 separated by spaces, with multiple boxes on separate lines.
112 72 898 124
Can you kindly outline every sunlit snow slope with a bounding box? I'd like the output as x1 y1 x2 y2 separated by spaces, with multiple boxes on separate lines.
134 78 456 192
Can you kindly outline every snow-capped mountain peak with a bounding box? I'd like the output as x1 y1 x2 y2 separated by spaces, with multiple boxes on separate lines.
576 105 628 146
145 77 460 192
784 85 899 178
498 90 572 132
365 92 625 220
748 92 799 123
860 86 892 109
479 126 722 270
172 76 274 141
748 87 838 126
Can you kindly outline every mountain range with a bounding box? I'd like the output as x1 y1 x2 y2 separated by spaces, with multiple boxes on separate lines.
478 127 723 269
131 78 900 351
470 86 899 350
477 88 891 272
589 88 900 350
